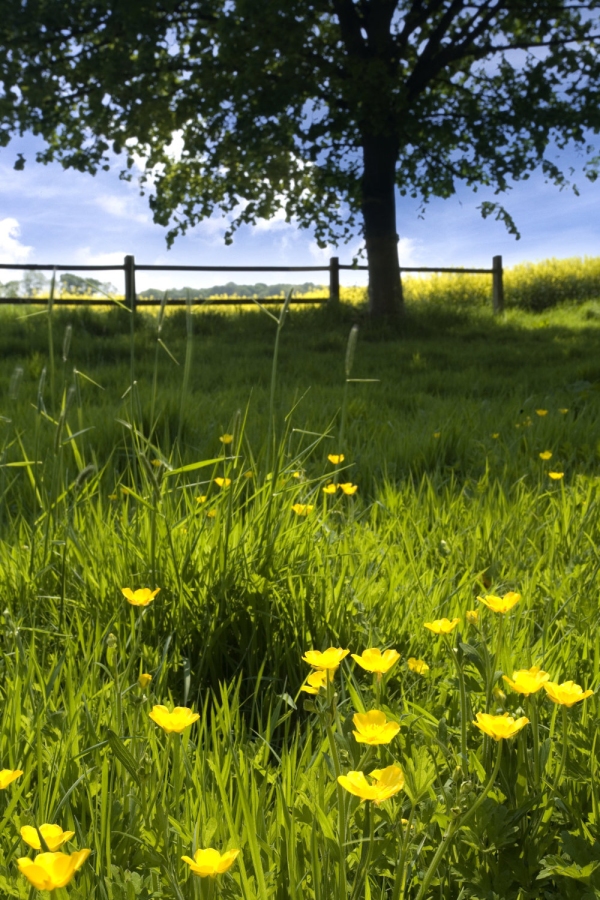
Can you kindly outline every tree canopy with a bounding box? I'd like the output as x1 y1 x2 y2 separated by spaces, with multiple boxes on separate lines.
2 0 600 316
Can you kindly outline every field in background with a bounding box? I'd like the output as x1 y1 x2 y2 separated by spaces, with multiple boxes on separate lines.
0 286 599 898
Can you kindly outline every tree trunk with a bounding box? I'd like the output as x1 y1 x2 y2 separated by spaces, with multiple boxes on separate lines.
361 135 404 318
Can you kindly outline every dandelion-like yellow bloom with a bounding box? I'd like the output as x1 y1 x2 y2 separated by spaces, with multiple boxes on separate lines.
0 769 23 789
548 471 564 480
473 712 529 741
539 451 552 460
149 705 200 734
291 503 313 516
182 848 240 878
407 657 429 674
300 670 329 694
214 477 231 488
466 610 479 625
322 484 337 494
543 680 594 707
339 483 358 495
338 765 404 804
351 648 400 674
477 592 520 614
352 710 400 745
536 409 548 417
20 825 75 852
219 434 234 444
424 617 460 634
503 666 549 695
121 587 160 607
328 454 345 464
138 673 153 689
302 648 349 670
17 849 90 890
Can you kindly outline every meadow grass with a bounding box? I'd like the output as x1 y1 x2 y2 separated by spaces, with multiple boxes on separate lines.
0 294 599 898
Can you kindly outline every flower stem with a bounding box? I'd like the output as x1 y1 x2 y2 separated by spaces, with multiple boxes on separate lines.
527 694 541 790
552 705 569 793
324 678 348 899
350 800 375 900
446 636 468 772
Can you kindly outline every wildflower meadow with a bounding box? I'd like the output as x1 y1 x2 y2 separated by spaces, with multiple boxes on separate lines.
0 285 600 899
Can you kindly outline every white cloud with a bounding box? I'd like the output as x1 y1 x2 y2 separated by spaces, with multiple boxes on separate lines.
95 195 149 224
0 217 33 264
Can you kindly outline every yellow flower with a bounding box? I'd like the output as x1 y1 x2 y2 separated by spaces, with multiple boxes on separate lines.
214 477 231 488
539 451 552 460
473 712 529 741
328 454 345 464
108 493 118 500
424 617 460 635
322 483 337 494
181 848 240 878
338 765 404 804
0 769 23 789
243 470 253 478
433 432 441 439
536 409 548 416
559 408 569 414
503 666 549 695
543 680 594 707
121 587 160 607
207 508 217 518
292 471 302 479
138 673 153 689
466 610 479 625
196 495 207 504
407 657 429 674
352 710 400 745
219 434 234 444
17 849 91 890
477 592 520 614
20 824 75 852
351 648 400 674
491 433 499 439
149 705 200 734
339 483 358 495
300 670 329 694
549 471 564 480
302 647 349 670
291 503 313 516
151 459 162 467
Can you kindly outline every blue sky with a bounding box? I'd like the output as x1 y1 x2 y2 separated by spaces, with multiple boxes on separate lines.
1 132 600 293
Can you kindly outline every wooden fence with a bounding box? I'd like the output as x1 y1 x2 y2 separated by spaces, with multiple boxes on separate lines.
0 255 505 313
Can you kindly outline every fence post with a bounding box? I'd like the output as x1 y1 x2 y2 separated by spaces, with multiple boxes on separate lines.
329 256 340 307
492 255 504 314
124 254 136 313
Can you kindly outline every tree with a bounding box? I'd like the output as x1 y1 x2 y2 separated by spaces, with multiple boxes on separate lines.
2 1 600 318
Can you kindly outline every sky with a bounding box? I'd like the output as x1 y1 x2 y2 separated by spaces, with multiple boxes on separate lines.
1 132 600 293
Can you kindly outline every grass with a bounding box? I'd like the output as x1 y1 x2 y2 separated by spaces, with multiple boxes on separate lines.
0 290 599 898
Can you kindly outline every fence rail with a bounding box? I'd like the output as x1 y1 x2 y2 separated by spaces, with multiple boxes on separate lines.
0 254 505 313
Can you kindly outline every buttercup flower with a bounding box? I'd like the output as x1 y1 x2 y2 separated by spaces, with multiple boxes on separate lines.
491 433 499 439
549 471 564 480
536 409 548 416
196 495 207 504
121 587 160 607
322 484 337 494
477 592 520 614
539 451 552 460
302 648 349 670
466 609 479 625
351 648 400 674
424 617 460 635
243 470 254 478
17 849 91 890
138 673 153 689
433 432 441 439
292 471 302 479
328 454 344 464
219 434 234 444
214 477 231 488
352 710 400 745
300 670 329 694
503 666 549 695
338 765 404 803
149 705 200 734
559 408 569 414
339 483 358 495
407 657 429 674
21 824 75 852
291 504 313 516
182 848 240 878
543 680 594 707
0 769 23 789
473 712 529 741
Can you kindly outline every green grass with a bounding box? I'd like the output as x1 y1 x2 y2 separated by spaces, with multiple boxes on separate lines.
0 296 599 899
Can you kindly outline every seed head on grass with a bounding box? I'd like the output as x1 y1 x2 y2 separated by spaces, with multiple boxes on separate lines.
181 848 240 877
121 587 160 607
